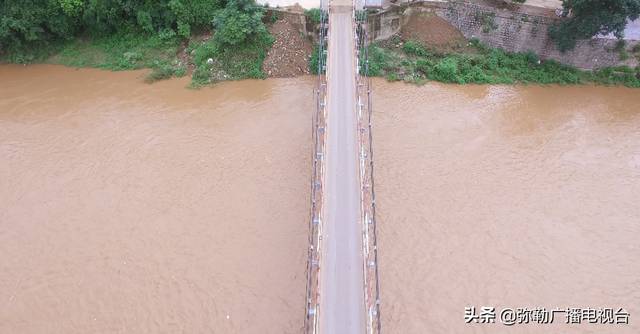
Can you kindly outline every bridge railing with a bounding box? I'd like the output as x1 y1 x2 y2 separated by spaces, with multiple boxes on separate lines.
355 7 382 334
305 1 329 333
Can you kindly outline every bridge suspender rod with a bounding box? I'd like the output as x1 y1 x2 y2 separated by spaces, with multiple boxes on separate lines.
305 1 328 333
358 7 381 333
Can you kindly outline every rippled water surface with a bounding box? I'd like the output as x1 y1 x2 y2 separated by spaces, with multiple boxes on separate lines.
372 79 640 333
1 66 639 333
0 65 314 333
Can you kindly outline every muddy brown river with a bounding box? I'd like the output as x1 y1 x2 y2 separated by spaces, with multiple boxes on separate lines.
1 65 639 333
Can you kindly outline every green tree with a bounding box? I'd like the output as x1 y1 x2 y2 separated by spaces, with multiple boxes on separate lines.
169 0 223 37
213 0 266 45
304 8 323 24
57 0 84 16
549 0 640 52
0 0 76 54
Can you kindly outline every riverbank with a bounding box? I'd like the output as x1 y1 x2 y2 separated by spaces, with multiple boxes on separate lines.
367 1 640 70
364 28 640 87
2 1 640 88
0 4 315 88
360 3 640 87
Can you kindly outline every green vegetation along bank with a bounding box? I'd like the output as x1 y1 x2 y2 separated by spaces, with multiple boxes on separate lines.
356 39 640 88
3 1 640 88
0 0 273 87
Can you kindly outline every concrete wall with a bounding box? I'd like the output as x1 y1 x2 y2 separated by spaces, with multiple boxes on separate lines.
365 1 640 69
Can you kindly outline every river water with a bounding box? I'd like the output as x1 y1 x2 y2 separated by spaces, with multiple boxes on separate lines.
1 65 639 333
0 65 314 333
372 81 640 333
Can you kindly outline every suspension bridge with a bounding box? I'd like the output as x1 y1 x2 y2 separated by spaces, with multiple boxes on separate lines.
304 0 381 333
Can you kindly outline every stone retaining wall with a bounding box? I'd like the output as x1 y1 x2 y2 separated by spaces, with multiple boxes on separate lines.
366 1 640 69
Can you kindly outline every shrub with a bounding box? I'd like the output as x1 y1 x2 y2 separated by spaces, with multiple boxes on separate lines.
304 8 323 24
433 57 458 83
309 45 319 74
415 58 433 75
524 50 538 64
145 66 175 83
271 12 279 23
192 62 213 83
213 0 267 46
194 40 222 65
403 41 427 56
158 28 177 40
387 71 399 82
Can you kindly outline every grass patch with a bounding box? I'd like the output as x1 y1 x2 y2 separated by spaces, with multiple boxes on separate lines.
46 27 181 71
387 70 400 82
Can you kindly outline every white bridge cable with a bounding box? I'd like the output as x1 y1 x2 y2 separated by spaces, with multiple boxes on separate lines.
305 3 381 333
305 1 329 333
355 7 381 334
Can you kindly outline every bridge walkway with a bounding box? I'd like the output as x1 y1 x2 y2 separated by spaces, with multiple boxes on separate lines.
317 1 366 333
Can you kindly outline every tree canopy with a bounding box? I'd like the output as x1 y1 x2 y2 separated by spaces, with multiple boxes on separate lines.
549 0 640 52
212 0 265 45
0 0 224 55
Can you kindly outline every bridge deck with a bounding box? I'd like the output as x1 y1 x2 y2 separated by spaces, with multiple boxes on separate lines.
318 3 366 334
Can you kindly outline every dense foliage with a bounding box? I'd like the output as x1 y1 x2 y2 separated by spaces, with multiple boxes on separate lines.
1 0 275 86
304 8 323 25
364 39 640 88
0 0 223 62
549 0 640 52
190 31 273 85
51 25 181 70
213 0 266 45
